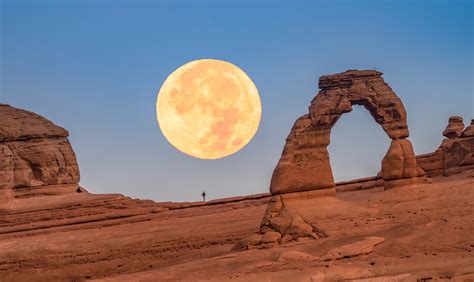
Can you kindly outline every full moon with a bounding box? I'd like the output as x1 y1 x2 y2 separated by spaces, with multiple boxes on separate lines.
156 59 262 159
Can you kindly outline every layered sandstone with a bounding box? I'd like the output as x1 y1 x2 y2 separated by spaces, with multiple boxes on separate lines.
461 119 474 137
258 70 429 245
270 70 423 195
2 172 473 281
442 116 464 139
0 104 80 203
417 116 474 177
1 104 473 281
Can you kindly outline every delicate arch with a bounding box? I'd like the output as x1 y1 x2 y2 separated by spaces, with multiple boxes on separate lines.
270 70 421 194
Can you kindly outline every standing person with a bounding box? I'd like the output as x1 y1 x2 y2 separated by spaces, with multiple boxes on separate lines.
202 191 206 202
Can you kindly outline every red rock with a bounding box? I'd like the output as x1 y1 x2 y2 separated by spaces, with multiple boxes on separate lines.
441 138 474 175
261 231 281 244
232 234 262 251
0 104 68 142
2 83 474 282
321 237 385 261
443 116 465 139
280 234 293 244
417 118 474 177
0 104 80 203
269 115 334 194
259 191 327 243
335 176 384 192
461 119 474 137
286 215 314 239
271 70 421 194
416 149 444 177
260 196 292 234
381 139 418 181
276 250 318 262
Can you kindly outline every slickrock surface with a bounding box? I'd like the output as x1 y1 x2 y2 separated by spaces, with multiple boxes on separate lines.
0 104 80 204
2 172 471 281
0 104 69 142
1 100 473 281
270 70 423 195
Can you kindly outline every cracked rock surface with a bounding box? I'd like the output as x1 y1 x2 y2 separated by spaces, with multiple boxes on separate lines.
0 104 80 203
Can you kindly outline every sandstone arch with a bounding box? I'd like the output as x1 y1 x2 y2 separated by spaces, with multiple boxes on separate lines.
270 70 423 194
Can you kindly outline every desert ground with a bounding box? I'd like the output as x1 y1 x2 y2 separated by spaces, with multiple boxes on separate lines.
1 171 473 281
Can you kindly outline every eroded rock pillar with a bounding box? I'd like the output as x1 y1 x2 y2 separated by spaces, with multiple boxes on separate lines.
381 138 425 188
270 115 334 194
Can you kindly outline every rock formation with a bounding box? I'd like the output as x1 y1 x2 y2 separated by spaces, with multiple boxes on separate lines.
417 116 474 177
0 104 80 203
238 71 474 250
270 70 423 195
442 116 465 139
242 70 431 247
333 117 473 190
1 104 473 281
259 190 329 240
461 119 474 137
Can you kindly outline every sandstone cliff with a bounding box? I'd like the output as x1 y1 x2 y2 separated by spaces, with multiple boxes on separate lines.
0 104 80 204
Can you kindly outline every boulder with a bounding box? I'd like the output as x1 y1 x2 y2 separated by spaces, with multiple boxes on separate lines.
261 231 281 244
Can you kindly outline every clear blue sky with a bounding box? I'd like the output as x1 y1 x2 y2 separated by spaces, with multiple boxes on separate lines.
1 0 472 202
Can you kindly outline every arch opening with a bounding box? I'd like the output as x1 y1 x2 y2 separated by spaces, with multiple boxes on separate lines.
328 105 390 182
270 70 424 195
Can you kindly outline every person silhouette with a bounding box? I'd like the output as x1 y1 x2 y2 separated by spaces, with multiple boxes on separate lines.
202 191 206 202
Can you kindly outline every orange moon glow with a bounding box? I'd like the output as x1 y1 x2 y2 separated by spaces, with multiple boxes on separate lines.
156 59 262 159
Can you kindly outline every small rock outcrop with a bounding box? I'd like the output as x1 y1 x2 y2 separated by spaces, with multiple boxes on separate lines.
233 188 333 250
320 236 385 261
0 104 80 203
275 236 385 262
271 70 424 195
417 116 474 177
442 116 465 139
461 119 474 137
259 192 328 243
